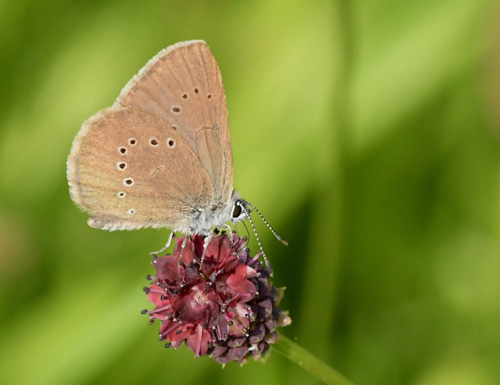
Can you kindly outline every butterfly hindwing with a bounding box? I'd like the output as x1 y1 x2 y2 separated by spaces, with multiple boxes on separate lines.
67 106 214 231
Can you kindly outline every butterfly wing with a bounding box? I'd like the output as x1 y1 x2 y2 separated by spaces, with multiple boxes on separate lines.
116 40 234 206
67 106 214 231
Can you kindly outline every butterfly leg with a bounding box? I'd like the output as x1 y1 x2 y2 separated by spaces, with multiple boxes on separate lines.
150 230 174 256
199 232 214 270
177 235 188 266
222 223 234 244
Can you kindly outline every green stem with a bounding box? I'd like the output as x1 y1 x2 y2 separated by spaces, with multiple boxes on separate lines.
274 334 356 385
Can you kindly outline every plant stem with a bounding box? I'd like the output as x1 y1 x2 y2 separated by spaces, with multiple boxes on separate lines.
274 334 356 385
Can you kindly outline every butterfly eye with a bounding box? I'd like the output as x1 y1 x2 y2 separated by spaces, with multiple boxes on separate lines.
232 203 242 219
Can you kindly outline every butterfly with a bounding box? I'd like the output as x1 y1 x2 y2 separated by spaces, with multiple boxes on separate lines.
67 40 286 269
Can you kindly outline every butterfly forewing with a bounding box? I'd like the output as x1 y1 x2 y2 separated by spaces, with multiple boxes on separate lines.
116 40 233 206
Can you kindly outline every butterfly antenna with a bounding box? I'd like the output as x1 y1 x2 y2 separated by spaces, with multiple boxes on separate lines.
237 202 273 277
244 201 288 246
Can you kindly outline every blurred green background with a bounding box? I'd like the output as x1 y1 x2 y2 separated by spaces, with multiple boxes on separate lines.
1 0 500 384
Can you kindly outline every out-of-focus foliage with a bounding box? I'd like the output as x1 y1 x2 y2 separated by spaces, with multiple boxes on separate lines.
1 1 499 384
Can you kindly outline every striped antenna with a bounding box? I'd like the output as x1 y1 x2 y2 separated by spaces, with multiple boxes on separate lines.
237 201 273 276
244 201 288 246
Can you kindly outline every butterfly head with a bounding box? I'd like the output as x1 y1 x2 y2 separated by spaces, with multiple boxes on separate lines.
230 195 249 224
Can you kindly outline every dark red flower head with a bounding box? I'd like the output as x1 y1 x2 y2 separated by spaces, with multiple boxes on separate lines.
143 232 291 364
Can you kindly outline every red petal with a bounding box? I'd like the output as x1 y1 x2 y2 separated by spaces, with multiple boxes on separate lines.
186 325 212 356
154 255 182 283
147 284 167 305
226 265 257 294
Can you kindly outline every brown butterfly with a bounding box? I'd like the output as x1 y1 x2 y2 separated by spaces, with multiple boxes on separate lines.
67 40 286 268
